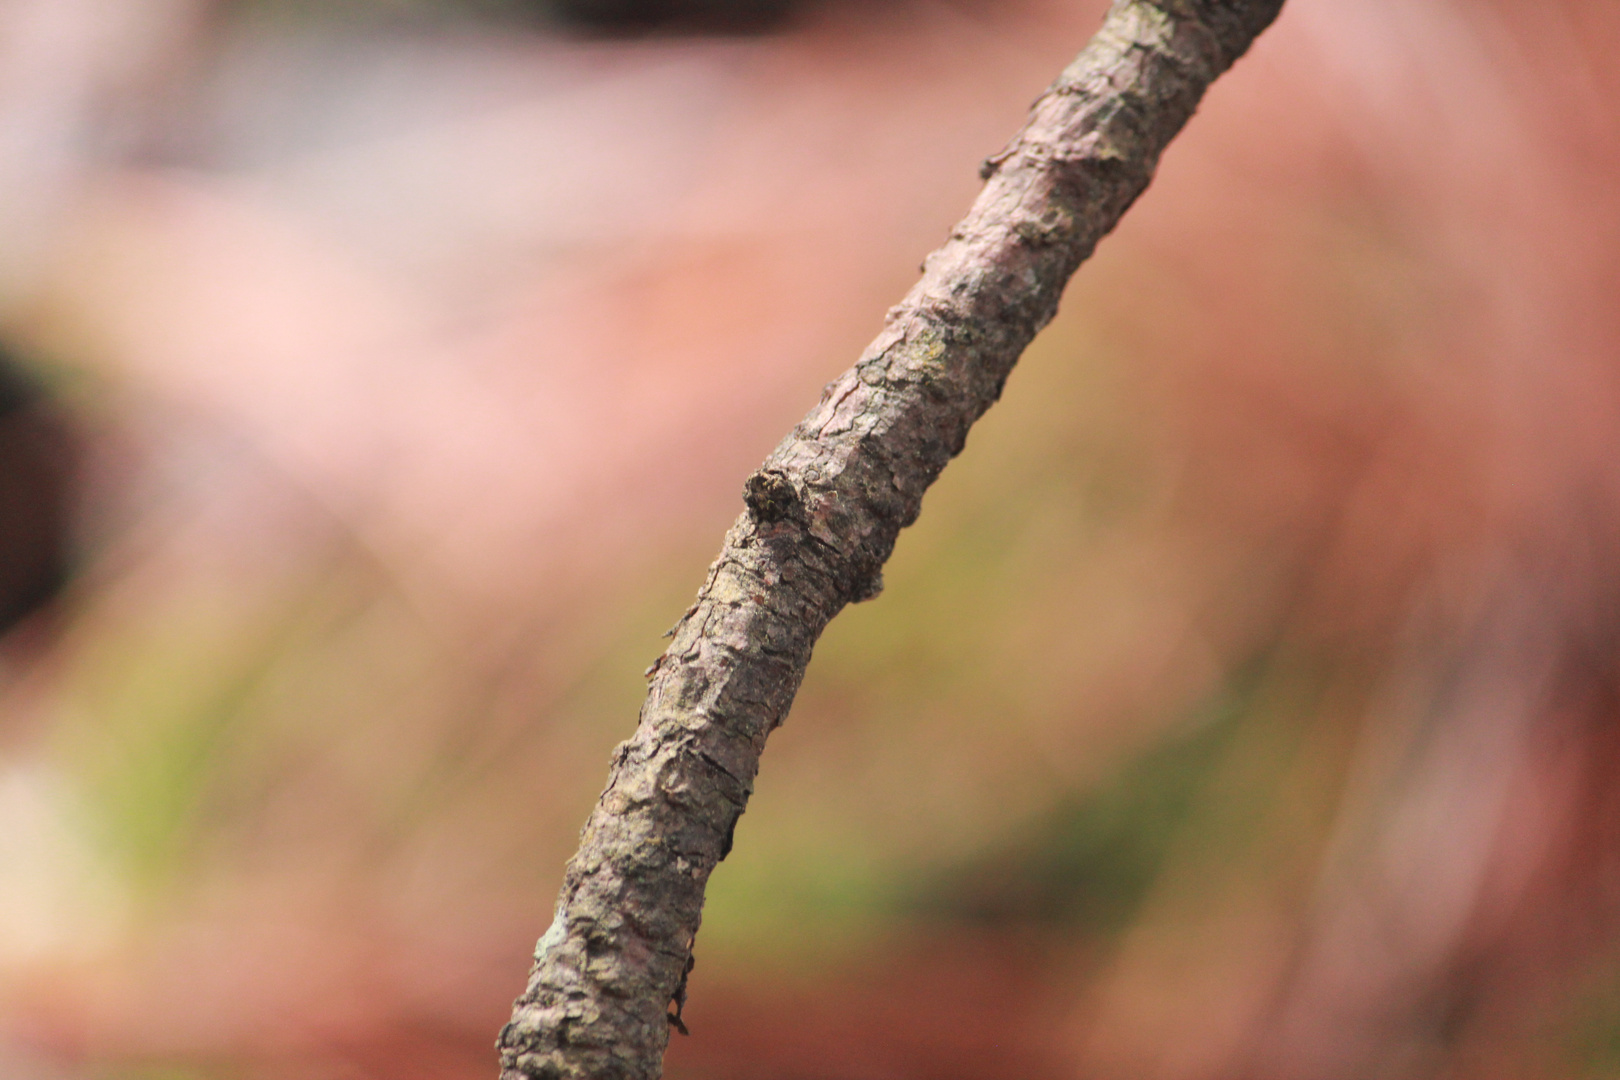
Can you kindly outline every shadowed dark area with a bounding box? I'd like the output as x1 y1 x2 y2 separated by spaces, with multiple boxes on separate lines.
544 0 801 34
0 353 77 638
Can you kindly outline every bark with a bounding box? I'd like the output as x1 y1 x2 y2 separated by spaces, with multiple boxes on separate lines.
497 2 1286 1077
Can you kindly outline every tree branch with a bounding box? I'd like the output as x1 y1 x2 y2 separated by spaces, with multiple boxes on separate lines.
497 2 1285 1077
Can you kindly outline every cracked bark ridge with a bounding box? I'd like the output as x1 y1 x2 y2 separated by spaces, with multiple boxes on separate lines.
497 2 1285 1078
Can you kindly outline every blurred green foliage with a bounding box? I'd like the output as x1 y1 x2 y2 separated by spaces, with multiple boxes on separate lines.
910 680 1246 934
1560 965 1620 1079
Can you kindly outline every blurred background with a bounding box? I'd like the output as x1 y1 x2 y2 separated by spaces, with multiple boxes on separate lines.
0 0 1617 1077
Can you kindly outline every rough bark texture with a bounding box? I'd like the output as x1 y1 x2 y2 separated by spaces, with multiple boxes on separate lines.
497 2 1285 1077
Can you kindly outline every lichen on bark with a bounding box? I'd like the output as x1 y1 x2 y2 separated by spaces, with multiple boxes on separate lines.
497 2 1287 1077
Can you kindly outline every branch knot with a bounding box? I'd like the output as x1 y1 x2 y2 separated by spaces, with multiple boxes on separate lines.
743 469 800 524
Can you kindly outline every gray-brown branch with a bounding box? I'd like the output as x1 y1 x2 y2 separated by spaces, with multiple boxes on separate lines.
497 2 1284 1077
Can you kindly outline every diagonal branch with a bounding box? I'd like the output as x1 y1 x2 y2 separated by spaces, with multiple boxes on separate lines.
497 3 1285 1077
